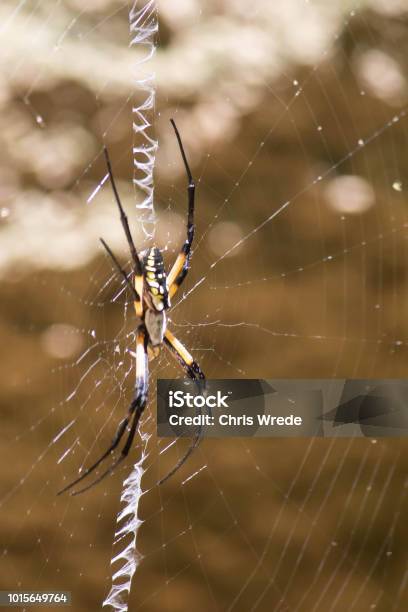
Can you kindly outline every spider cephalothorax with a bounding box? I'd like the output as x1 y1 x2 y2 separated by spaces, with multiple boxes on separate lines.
58 119 205 496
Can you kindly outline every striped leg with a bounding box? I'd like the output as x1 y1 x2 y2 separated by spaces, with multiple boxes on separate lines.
58 325 149 496
163 329 205 383
167 119 196 299
159 329 205 485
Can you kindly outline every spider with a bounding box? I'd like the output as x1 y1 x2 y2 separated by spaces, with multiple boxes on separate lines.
58 119 205 496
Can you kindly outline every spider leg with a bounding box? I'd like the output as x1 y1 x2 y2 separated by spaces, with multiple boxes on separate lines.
164 329 205 385
167 119 196 299
100 238 140 303
103 147 144 312
158 428 201 486
70 403 141 496
57 325 148 496
159 329 205 485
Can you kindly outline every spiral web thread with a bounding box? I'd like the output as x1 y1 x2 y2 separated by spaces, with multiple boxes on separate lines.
102 434 149 611
102 2 157 609
130 0 158 237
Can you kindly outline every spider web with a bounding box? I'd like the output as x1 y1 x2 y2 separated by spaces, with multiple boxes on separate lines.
0 1 407 611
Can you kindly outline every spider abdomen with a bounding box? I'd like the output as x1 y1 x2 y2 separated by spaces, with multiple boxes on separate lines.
143 247 170 311
144 309 166 346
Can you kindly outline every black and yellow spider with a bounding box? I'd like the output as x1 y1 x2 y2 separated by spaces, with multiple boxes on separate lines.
58 120 205 496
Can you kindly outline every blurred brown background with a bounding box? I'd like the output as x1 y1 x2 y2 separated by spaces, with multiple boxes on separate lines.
0 1 407 611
